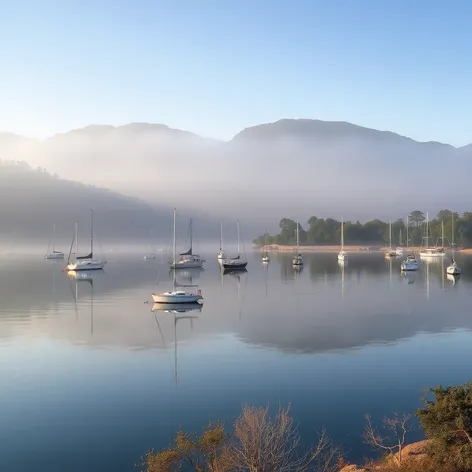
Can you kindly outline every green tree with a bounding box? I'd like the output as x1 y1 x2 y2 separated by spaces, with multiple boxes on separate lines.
417 382 472 470
437 209 453 221
409 210 425 228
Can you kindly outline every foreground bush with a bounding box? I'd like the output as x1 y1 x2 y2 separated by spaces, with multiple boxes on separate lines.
141 405 342 472
417 382 472 471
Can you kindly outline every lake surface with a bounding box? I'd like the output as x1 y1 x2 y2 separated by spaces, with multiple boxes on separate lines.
1 250 472 471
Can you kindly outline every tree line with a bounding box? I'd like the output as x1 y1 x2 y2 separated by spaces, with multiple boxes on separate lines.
254 210 472 247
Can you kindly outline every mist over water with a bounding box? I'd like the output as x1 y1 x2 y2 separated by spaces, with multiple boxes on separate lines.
2 120 472 235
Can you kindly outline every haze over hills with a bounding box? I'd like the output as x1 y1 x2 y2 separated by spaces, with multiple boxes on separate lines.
1 119 471 231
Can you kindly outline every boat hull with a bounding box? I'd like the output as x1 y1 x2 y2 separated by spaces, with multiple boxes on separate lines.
446 265 461 275
151 293 203 303
67 260 107 271
171 260 204 269
419 250 446 258
401 262 419 271
222 261 247 269
45 253 65 260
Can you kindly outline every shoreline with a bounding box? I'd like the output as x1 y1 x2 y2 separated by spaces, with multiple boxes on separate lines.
257 244 469 254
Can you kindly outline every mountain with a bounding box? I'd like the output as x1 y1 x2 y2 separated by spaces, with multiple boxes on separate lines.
0 160 172 245
232 119 454 150
1 119 472 229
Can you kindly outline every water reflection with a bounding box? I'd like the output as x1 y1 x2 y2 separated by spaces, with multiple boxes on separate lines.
1 252 472 353
152 303 202 384
2 250 472 472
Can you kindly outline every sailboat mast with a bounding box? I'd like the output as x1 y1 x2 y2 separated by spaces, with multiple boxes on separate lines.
189 218 193 253
406 216 409 248
52 223 56 252
75 221 78 256
426 212 429 248
173 208 177 265
90 209 93 257
389 220 392 248
264 228 268 256
341 216 344 250
296 220 299 252
452 214 455 248
237 220 240 257
441 219 444 247
220 221 223 250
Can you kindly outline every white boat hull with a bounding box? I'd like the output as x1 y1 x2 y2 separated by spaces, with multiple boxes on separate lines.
338 252 348 261
446 265 461 275
171 260 204 269
67 260 107 271
144 254 156 260
419 251 446 258
45 253 65 260
151 291 203 304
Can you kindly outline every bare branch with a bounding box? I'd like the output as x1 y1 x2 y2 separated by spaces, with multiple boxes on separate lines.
363 413 413 464
229 405 341 472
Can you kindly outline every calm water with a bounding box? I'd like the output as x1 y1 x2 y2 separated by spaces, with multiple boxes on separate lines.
1 250 472 471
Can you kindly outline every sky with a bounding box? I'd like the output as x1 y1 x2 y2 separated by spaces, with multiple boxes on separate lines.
1 0 472 145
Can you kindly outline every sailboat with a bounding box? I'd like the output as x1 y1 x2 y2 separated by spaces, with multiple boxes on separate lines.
384 220 397 257
66 210 107 271
401 215 419 271
261 229 270 263
446 214 461 275
337 216 348 261
217 221 226 263
170 217 205 269
45 223 65 259
152 209 204 303
144 229 157 260
395 227 404 256
420 212 446 258
292 221 303 266
222 220 248 269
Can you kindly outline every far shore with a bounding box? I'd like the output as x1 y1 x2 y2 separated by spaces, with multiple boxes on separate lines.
257 244 469 254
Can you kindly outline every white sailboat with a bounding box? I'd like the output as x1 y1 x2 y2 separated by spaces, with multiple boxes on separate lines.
152 209 203 304
66 210 107 271
385 220 397 257
261 229 270 263
222 220 248 269
45 223 65 259
292 221 303 266
337 216 348 261
217 221 226 263
401 215 419 271
395 227 404 256
420 212 446 258
170 217 205 269
446 214 461 275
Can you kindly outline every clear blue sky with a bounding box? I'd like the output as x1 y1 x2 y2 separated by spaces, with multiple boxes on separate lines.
1 0 471 145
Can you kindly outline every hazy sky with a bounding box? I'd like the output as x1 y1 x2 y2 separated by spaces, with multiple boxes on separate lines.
1 0 471 145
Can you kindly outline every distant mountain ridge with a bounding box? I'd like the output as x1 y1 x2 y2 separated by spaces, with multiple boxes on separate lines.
232 118 455 149
1 119 471 228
